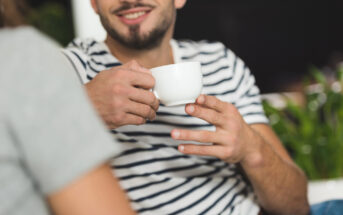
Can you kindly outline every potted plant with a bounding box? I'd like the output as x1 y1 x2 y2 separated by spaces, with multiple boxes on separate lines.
262 67 343 204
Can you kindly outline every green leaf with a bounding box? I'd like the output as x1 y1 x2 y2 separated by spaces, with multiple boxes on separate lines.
263 68 343 180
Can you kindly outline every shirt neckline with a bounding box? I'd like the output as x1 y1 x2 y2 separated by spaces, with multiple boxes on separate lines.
98 39 181 65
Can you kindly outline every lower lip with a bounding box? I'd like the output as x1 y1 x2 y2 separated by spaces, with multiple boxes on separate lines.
118 11 151 26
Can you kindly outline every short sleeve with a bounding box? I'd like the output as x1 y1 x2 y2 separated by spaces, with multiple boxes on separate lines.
1 27 122 195
230 51 269 125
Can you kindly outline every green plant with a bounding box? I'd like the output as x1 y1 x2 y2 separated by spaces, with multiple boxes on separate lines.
263 67 343 180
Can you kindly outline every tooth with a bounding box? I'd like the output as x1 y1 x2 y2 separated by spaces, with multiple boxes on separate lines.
124 11 146 20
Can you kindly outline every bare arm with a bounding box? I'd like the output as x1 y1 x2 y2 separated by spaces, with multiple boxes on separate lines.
171 95 310 215
48 164 136 215
241 124 309 214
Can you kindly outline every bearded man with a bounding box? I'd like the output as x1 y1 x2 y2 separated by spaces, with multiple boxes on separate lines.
63 1 310 214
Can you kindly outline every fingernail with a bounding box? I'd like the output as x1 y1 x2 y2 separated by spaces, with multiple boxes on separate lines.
187 105 195 113
179 145 185 152
172 130 180 139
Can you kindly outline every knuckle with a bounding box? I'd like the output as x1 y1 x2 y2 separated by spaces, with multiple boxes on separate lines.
145 105 152 115
150 107 156 115
230 133 239 144
115 68 131 80
207 96 215 105
149 75 156 87
147 92 156 105
142 75 155 89
212 113 221 124
153 99 159 109
135 117 146 125
141 105 151 117
223 147 233 158
127 60 140 70
112 113 125 124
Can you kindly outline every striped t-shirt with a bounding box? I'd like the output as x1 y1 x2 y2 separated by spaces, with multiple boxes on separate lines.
63 39 269 215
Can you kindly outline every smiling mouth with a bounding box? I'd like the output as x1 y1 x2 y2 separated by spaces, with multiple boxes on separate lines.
121 11 149 20
115 7 153 25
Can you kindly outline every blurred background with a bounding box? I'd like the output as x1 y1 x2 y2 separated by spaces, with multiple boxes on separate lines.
26 0 343 93
26 0 73 45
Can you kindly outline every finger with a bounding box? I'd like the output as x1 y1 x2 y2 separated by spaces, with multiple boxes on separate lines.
171 129 218 143
123 114 147 125
128 88 159 111
126 100 156 121
129 70 155 90
196 95 227 113
185 104 224 126
178 144 228 159
117 113 147 127
107 66 154 89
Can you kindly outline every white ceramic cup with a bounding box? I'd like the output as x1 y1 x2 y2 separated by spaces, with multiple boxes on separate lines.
150 62 203 106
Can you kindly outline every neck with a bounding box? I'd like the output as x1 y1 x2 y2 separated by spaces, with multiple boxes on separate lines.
105 29 174 69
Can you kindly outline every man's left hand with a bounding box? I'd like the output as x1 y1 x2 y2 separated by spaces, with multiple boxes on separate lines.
171 94 262 167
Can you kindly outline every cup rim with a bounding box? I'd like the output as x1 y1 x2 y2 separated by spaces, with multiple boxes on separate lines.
150 61 200 72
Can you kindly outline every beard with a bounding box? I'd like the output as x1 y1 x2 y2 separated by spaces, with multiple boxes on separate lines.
99 4 175 50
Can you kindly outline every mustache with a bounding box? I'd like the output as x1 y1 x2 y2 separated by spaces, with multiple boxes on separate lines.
112 2 155 14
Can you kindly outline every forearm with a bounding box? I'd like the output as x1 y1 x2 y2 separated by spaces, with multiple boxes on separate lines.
171 96 310 214
241 128 309 214
48 164 136 215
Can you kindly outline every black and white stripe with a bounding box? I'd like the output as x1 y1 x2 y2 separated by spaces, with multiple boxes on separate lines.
63 39 267 215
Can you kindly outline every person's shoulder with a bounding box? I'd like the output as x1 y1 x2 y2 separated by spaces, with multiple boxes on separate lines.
0 27 67 76
176 39 226 53
65 38 104 56
175 40 242 68
174 39 239 62
1 26 60 53
0 26 47 41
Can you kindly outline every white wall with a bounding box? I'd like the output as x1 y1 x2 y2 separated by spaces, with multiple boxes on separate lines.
308 179 343 204
71 0 106 41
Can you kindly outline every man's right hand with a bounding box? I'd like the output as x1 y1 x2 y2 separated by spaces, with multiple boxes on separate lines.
85 60 159 129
